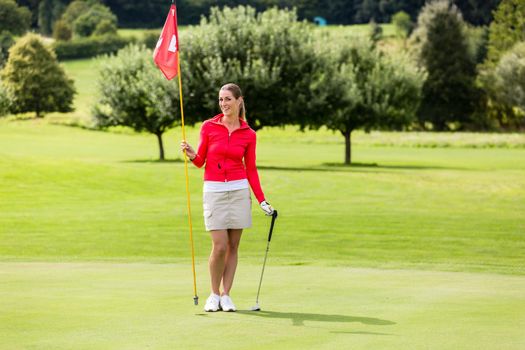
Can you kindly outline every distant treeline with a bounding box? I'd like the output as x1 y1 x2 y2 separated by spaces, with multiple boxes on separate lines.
17 0 501 28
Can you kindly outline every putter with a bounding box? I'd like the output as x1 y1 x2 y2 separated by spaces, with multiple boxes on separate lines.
251 210 278 311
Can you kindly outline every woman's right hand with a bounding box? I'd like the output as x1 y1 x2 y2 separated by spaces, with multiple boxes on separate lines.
180 140 196 160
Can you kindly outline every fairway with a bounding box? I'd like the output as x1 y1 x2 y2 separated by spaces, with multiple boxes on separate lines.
1 119 525 349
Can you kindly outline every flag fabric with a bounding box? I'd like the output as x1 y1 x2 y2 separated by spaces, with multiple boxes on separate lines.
153 4 180 80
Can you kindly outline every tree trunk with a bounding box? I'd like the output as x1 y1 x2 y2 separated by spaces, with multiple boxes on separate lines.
341 129 352 165
156 132 165 161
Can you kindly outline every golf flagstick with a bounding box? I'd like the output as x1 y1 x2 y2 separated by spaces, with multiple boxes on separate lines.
252 210 278 311
153 0 198 305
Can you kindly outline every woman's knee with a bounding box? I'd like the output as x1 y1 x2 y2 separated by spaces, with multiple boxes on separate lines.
212 242 228 256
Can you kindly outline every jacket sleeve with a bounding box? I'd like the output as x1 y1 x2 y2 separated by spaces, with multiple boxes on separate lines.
244 132 265 203
191 122 208 168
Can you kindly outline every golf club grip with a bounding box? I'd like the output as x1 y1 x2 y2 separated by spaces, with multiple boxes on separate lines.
268 210 278 242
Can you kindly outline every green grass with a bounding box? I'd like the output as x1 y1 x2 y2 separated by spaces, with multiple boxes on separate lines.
1 118 524 349
1 119 524 275
1 262 524 349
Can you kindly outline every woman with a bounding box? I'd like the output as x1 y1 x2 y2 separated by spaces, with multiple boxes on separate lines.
180 83 274 312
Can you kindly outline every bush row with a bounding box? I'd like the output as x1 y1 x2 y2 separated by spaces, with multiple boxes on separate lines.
53 34 137 60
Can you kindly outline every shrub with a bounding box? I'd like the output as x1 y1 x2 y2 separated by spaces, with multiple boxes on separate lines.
53 35 134 60
52 19 72 41
93 19 117 36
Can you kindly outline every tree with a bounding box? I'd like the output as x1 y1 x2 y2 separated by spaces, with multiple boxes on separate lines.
484 0 525 66
476 0 525 130
93 45 181 161
411 0 479 131
493 42 525 120
181 6 318 131
392 10 413 40
1 33 75 118
0 30 15 67
0 79 9 116
52 18 72 41
0 0 31 35
309 39 424 164
38 0 66 35
73 3 117 37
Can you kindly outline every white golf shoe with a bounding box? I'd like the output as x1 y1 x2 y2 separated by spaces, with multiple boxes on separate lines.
204 293 221 312
220 294 236 312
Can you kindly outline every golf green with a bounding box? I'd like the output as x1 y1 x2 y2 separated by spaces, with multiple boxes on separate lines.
1 262 524 349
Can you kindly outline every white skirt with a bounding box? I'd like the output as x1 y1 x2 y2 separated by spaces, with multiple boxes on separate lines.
202 188 252 231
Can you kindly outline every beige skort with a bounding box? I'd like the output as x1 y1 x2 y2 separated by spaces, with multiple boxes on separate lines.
203 188 252 231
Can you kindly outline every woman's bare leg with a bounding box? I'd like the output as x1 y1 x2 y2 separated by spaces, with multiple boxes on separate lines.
209 230 228 295
222 229 243 295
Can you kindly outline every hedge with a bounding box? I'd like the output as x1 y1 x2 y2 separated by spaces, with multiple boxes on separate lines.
53 35 136 60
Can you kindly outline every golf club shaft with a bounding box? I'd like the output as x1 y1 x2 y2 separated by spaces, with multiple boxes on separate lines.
255 211 278 304
255 242 271 303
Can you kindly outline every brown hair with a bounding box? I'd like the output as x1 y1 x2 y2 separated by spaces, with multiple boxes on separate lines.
220 83 246 120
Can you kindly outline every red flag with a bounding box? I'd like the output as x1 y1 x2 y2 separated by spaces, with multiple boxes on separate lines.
153 4 180 80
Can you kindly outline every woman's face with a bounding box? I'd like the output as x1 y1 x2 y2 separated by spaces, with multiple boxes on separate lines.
219 89 240 118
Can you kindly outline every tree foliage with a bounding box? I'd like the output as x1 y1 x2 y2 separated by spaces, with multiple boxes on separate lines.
1 33 75 118
493 42 525 117
0 0 31 35
38 0 65 35
181 6 318 131
0 30 15 67
484 0 525 66
412 0 478 130
392 10 413 39
93 44 180 160
98 0 497 27
0 79 9 116
309 39 424 164
73 3 117 37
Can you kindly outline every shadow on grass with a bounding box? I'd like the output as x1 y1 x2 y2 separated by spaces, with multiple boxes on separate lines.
258 163 464 173
330 330 395 335
235 310 396 327
121 158 184 164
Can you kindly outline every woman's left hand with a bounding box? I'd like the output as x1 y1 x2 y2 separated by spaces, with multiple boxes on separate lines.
259 200 274 216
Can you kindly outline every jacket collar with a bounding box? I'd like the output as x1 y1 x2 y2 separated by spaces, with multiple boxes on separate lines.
210 113 250 130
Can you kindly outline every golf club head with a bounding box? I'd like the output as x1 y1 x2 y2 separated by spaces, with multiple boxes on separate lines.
194 296 199 305
251 303 261 311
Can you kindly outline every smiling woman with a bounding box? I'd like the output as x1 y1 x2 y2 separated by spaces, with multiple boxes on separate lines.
180 83 275 312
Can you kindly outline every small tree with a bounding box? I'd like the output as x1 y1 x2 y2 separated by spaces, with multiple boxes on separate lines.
310 39 425 165
52 19 72 41
1 33 75 118
93 45 181 161
392 11 413 41
0 0 31 35
411 0 478 130
494 42 525 118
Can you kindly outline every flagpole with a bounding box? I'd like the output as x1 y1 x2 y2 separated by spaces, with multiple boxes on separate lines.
173 0 198 306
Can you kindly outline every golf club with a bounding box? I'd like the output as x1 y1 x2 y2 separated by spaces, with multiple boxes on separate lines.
251 210 278 311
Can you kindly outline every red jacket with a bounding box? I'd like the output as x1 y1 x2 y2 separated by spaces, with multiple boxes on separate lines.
191 114 265 203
